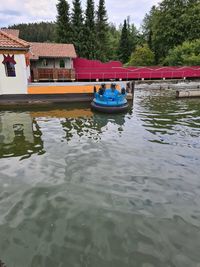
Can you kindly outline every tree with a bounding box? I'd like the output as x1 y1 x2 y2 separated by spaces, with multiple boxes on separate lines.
82 0 97 59
128 44 155 66
96 0 109 61
9 22 56 42
71 0 84 56
56 0 72 43
141 6 157 50
152 0 187 62
182 0 200 41
164 39 200 66
106 23 121 60
143 0 200 63
118 19 131 64
127 19 140 53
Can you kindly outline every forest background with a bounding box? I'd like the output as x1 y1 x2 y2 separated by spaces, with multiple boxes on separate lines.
7 0 200 66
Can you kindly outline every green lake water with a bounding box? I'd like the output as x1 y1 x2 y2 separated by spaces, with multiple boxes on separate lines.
0 89 200 267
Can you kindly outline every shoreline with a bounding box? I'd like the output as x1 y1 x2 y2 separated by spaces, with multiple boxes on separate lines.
0 80 200 107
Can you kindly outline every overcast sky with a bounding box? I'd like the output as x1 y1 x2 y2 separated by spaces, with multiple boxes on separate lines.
0 0 160 29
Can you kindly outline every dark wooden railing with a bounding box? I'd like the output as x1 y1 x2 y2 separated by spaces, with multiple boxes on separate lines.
31 68 75 82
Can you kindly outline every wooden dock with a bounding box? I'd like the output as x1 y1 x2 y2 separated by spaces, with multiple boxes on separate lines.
0 81 134 106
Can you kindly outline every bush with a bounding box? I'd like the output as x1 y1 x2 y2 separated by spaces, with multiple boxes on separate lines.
164 39 200 66
127 44 155 66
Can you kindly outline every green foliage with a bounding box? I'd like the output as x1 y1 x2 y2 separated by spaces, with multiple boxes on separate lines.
81 0 97 59
128 44 155 66
96 0 109 61
182 0 200 41
56 0 72 43
7 0 200 65
128 22 140 51
8 1 140 63
141 6 157 49
118 20 131 63
9 22 56 42
164 39 200 65
117 18 140 64
71 0 84 56
106 23 121 60
153 0 187 62
142 0 200 63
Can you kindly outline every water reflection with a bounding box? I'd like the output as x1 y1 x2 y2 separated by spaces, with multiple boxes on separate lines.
135 90 200 145
0 112 44 159
0 105 132 159
61 113 129 142
1 92 200 267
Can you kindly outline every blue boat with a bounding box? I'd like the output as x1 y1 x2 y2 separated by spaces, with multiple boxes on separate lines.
91 83 129 113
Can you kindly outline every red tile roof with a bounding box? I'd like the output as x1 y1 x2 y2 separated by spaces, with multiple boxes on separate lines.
0 30 30 50
29 42 77 60
1 29 20 37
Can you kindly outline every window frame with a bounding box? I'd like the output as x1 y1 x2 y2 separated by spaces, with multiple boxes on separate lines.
59 59 65 68
42 59 48 67
4 61 16 77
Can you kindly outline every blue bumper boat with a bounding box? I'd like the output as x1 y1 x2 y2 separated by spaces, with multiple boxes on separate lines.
91 83 129 113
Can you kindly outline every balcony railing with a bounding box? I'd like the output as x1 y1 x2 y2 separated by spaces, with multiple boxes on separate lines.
31 68 75 82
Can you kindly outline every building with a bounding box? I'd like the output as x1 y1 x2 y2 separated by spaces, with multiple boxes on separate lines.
0 29 30 95
1 28 20 38
29 42 77 82
0 29 97 99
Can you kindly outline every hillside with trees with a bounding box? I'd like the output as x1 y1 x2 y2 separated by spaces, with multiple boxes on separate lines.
8 0 200 66
9 22 56 42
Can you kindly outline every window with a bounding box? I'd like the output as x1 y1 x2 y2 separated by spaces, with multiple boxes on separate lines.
59 59 65 68
2 54 16 77
5 62 16 77
42 59 48 67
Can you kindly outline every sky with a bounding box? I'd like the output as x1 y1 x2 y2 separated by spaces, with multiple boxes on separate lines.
0 0 160 29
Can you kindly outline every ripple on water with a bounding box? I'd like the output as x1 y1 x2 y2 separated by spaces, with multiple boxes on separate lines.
0 90 200 266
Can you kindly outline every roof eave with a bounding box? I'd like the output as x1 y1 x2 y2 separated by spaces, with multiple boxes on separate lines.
0 46 30 51
30 55 77 59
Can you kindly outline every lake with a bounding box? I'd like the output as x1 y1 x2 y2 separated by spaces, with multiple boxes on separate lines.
0 89 200 267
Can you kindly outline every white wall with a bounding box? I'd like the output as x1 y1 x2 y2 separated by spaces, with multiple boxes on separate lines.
0 53 28 95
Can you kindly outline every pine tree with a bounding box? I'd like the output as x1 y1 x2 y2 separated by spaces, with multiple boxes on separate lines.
56 0 72 43
126 17 138 55
141 6 156 50
106 23 121 60
96 0 109 61
118 20 131 64
71 0 84 56
82 0 97 59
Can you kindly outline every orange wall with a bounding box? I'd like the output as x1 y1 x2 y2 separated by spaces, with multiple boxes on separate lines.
28 84 120 94
28 85 98 94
